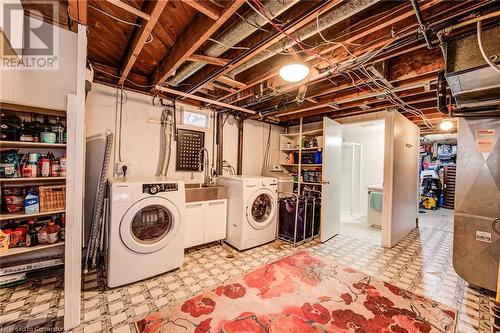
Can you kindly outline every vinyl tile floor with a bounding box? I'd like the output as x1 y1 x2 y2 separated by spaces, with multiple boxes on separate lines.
0 209 495 332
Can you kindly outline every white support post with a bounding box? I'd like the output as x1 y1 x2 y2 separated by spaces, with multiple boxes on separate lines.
64 23 87 331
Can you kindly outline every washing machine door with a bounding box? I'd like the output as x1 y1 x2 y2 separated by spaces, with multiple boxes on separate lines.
246 188 276 230
120 197 180 254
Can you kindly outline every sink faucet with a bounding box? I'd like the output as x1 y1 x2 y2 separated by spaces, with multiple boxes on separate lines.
198 148 214 186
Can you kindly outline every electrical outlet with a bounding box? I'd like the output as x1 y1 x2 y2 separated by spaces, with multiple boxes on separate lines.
476 231 491 243
116 162 128 176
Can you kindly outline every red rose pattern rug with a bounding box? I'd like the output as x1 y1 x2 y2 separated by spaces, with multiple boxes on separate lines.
135 250 457 333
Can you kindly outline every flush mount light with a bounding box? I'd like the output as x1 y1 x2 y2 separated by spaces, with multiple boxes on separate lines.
279 63 310 82
439 119 453 131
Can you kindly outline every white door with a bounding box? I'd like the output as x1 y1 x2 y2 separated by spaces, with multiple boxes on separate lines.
185 202 205 248
246 189 276 230
120 197 180 253
321 118 343 242
204 200 227 243
382 112 420 247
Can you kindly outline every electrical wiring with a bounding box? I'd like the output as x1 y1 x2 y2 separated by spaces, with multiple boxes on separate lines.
89 61 159 88
89 5 153 44
207 38 251 50
247 0 337 68
235 12 271 33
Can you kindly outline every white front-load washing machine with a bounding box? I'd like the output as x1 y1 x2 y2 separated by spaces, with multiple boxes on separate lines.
107 177 185 287
217 176 277 250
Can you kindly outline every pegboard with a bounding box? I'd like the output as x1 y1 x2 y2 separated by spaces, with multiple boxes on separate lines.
176 129 205 171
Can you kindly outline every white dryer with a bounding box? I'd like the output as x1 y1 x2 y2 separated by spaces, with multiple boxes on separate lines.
217 176 278 250
107 177 185 288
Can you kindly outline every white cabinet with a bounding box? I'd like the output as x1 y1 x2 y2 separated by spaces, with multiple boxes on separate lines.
204 200 227 243
184 199 227 248
185 202 206 248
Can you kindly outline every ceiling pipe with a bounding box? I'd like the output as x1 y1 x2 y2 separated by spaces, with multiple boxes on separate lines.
167 0 301 87
237 116 244 175
226 0 382 78
437 71 450 115
410 0 434 49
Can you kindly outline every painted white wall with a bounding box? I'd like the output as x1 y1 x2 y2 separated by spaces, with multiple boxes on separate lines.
85 83 282 236
341 120 385 215
0 16 77 110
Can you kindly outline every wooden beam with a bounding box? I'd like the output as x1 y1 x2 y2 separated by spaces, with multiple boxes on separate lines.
182 0 221 20
105 0 151 20
68 0 87 31
216 76 246 89
155 86 255 114
217 0 440 105
118 0 169 85
187 54 230 66
151 0 245 87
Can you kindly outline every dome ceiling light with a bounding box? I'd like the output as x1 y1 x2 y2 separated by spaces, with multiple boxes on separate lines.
279 63 310 83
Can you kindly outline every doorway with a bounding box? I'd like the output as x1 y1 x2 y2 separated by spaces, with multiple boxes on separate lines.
339 120 385 245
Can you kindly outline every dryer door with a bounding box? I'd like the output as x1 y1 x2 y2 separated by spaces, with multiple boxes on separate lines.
246 188 276 230
120 197 180 254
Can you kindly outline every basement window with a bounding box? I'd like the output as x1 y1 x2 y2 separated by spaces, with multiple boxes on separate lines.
183 110 209 128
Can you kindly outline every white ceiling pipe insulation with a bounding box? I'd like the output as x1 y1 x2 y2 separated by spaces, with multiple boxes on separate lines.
167 0 300 86
227 0 382 78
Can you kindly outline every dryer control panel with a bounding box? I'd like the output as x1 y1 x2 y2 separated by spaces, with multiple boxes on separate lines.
143 183 178 195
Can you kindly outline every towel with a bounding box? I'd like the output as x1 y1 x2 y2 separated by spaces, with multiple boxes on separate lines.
370 191 383 211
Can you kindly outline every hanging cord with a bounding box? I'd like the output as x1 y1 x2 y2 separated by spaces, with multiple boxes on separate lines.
262 123 272 168
156 109 168 176
160 106 175 177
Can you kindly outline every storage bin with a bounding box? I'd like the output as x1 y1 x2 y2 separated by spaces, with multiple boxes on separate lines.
39 185 66 212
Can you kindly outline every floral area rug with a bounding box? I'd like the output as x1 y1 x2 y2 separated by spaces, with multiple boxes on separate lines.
135 250 457 333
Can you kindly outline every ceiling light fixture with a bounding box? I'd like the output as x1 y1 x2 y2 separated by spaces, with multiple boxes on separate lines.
439 119 453 131
279 63 309 83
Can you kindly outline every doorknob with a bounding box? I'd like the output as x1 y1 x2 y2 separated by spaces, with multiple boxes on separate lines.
323 180 330 185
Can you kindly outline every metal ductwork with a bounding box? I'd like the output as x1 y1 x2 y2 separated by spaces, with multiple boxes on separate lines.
226 0 382 78
441 20 500 113
167 0 300 86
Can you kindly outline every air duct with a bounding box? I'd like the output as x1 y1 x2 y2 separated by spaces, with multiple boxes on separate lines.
167 0 300 87
441 21 500 113
226 0 381 78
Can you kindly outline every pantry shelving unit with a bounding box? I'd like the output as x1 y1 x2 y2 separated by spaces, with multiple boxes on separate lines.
0 104 67 270
0 242 65 258
0 177 66 183
0 141 67 149
279 123 324 195
279 117 343 243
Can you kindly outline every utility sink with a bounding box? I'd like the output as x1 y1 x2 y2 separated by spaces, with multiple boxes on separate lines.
185 183 228 202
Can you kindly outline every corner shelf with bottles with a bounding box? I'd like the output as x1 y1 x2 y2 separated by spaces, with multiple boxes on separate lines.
0 104 67 283
279 126 324 195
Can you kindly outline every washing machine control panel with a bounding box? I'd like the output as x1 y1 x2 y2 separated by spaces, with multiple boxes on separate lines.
143 183 178 195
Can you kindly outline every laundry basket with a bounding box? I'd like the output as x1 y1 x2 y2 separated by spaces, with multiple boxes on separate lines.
278 191 321 246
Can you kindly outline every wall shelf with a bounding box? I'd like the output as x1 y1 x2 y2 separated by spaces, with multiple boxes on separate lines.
0 177 66 184
0 141 66 149
281 147 321 152
0 209 65 222
0 242 64 258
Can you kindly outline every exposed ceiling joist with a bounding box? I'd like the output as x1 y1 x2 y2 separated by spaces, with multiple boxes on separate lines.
188 0 344 95
216 76 246 89
187 54 230 66
151 0 245 88
155 86 255 114
68 0 87 31
118 0 169 85
218 0 440 105
105 0 150 20
182 0 221 20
